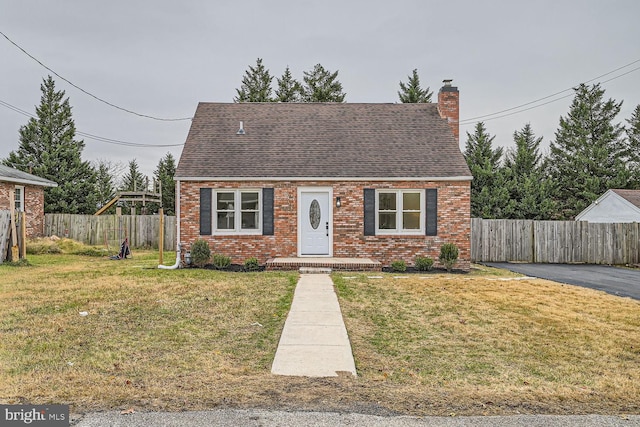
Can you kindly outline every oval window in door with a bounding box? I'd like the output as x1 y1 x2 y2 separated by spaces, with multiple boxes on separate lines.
309 199 321 229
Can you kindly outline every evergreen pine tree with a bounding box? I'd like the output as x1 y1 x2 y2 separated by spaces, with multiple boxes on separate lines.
504 124 543 175
3 76 97 213
463 122 508 218
94 159 120 214
302 64 346 102
275 66 303 102
626 105 640 188
153 152 176 215
121 159 146 192
398 69 433 103
502 124 555 219
234 58 274 102
548 83 630 219
120 159 147 214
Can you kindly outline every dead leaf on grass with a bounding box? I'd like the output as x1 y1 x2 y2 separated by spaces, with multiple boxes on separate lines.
120 408 135 415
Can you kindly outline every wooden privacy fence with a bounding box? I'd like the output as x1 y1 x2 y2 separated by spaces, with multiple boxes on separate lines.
45 214 176 251
471 218 640 265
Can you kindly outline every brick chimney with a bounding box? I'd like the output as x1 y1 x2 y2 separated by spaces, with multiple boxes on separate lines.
437 79 459 143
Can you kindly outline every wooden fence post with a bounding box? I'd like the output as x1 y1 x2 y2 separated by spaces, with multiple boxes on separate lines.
20 211 26 259
158 208 164 264
9 190 18 261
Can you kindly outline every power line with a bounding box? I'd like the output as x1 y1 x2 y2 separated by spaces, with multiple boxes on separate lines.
461 92 575 125
0 99 32 117
0 98 184 148
77 131 184 148
459 59 640 125
0 30 193 122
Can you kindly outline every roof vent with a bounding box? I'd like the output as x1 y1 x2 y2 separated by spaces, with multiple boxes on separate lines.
236 121 245 135
442 79 453 87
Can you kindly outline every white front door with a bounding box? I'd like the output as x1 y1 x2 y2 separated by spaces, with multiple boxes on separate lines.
299 190 331 256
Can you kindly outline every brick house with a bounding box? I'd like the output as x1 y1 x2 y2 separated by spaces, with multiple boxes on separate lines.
175 81 472 270
0 164 58 237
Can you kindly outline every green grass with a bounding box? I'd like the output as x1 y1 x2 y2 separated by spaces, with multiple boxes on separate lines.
333 272 640 410
1 251 639 416
0 252 298 409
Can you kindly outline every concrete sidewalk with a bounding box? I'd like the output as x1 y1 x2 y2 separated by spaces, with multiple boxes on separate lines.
271 274 357 377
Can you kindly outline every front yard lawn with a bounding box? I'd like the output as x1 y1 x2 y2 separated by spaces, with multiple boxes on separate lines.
1 253 638 416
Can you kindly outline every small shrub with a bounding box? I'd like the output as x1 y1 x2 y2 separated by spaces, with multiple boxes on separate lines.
414 256 434 271
190 239 211 267
212 253 231 270
439 243 459 272
243 257 260 272
390 260 407 272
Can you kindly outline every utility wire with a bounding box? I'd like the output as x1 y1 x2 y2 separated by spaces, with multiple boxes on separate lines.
76 131 185 148
0 30 193 122
460 59 640 125
0 98 184 148
0 99 32 117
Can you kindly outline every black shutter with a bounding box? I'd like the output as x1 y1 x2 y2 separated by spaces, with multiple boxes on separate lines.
364 188 375 236
426 188 438 236
200 188 212 235
262 188 274 235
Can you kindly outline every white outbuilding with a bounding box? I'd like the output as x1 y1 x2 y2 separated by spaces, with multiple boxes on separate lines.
575 189 640 223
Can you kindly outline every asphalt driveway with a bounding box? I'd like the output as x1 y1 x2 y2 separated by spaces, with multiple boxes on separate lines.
485 263 640 300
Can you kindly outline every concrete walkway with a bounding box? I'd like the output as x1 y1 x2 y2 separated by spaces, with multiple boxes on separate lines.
271 274 357 377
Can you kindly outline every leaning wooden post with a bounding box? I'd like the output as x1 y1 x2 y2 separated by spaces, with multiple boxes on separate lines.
20 211 26 260
9 190 18 261
158 208 164 265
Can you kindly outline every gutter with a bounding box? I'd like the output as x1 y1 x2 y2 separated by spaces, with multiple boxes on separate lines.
158 180 182 270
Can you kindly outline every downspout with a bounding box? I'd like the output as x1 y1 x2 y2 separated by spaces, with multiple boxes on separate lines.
158 244 181 269
175 178 180 249
158 179 182 270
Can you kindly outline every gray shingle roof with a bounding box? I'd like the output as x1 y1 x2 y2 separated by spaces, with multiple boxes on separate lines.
0 164 58 187
176 102 471 180
612 189 640 209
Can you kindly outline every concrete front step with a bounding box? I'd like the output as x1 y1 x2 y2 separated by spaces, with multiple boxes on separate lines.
266 257 382 272
299 267 332 274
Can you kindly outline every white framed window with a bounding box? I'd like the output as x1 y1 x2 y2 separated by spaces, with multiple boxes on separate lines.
214 189 261 234
14 186 25 212
376 190 424 234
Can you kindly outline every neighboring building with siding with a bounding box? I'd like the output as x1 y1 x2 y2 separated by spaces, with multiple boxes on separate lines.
0 164 58 237
575 189 640 223
175 81 472 270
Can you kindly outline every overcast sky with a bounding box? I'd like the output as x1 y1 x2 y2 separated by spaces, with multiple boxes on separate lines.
2 1 640 179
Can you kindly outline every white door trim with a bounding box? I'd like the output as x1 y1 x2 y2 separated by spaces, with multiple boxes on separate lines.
297 186 333 257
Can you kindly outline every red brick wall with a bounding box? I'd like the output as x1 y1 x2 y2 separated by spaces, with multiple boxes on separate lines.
179 180 471 270
0 182 46 237
0 182 9 210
